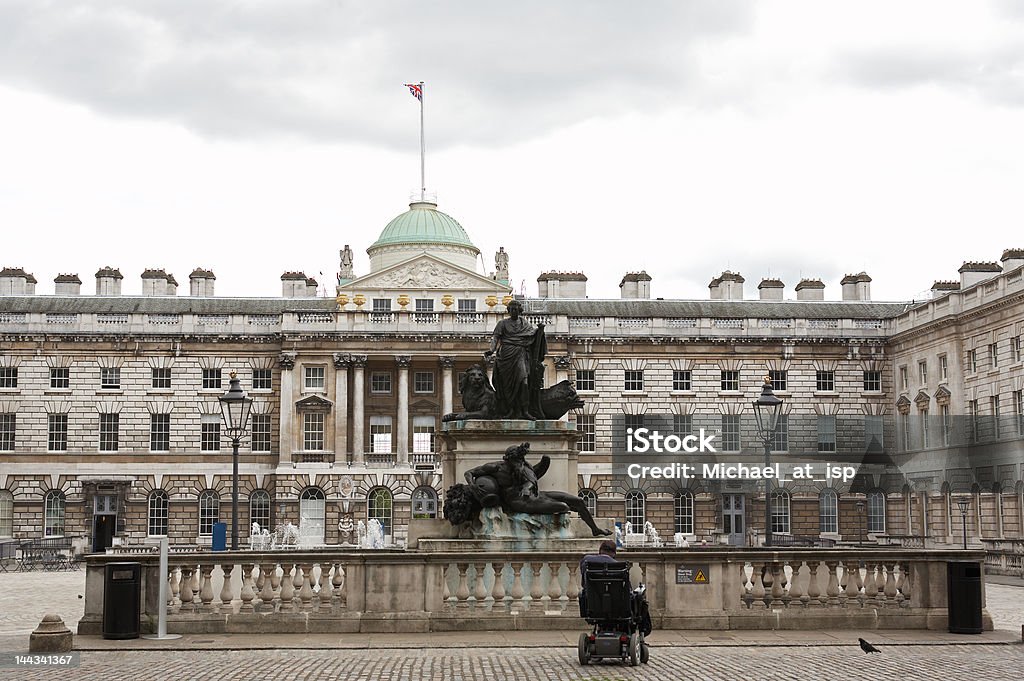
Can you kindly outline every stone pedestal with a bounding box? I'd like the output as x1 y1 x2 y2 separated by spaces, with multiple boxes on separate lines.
439 419 579 494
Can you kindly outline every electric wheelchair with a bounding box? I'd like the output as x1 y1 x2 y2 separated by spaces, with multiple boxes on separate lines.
577 560 651 666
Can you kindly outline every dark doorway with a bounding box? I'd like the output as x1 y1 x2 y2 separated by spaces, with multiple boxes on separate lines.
92 513 115 552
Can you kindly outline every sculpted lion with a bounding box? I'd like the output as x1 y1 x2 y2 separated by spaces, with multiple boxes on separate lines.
442 364 584 421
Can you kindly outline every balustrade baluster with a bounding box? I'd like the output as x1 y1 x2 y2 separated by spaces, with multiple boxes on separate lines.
490 562 506 610
546 562 563 607
529 563 544 610
299 564 315 611
740 563 753 609
332 563 346 606
280 564 296 612
179 566 195 611
317 564 332 610
863 562 879 606
510 562 526 611
270 563 282 592
239 563 257 613
769 563 785 608
894 563 907 606
805 561 821 607
219 564 235 612
198 564 215 612
169 568 180 610
853 562 866 607
786 561 804 608
836 562 849 607
473 563 489 606
443 564 454 607
455 563 471 606
259 563 276 612
874 562 887 606
566 563 580 603
190 567 201 602
751 563 767 609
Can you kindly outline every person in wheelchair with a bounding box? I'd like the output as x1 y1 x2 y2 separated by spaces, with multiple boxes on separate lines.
577 539 652 666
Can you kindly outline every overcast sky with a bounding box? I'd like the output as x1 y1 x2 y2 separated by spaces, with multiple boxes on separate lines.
2 1 1021 301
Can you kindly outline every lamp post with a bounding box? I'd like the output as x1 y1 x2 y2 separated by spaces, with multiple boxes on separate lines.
956 498 969 550
752 375 783 548
855 500 865 548
219 371 253 551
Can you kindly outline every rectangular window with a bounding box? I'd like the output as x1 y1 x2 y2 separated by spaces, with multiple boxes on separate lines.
200 416 221 452
457 299 476 313
150 414 170 452
920 409 930 448
623 370 644 392
0 367 17 388
415 299 434 312
720 414 740 452
992 395 1001 439
720 370 739 392
100 367 121 390
251 414 271 452
49 367 70 389
989 342 999 369
1015 336 1023 363
673 414 692 439
370 372 392 393
865 415 884 450
968 400 979 442
901 413 911 451
576 414 596 453
575 369 595 392
0 414 15 451
967 349 977 373
939 354 948 382
624 414 645 433
372 298 391 312
816 370 835 392
863 370 881 392
942 405 952 446
303 412 325 450
202 368 222 390
304 366 325 391
673 370 693 391
370 416 392 453
918 360 927 386
48 413 68 452
413 415 436 454
252 368 272 390
899 366 908 391
771 415 788 452
1016 390 1024 436
99 413 119 451
817 415 837 453
151 367 171 389
768 370 787 392
414 371 435 393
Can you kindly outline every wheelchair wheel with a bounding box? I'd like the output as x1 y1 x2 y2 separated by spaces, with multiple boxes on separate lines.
640 641 650 664
628 632 640 666
577 633 590 666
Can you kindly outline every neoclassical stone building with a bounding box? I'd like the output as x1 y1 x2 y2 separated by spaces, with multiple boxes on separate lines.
0 200 1021 551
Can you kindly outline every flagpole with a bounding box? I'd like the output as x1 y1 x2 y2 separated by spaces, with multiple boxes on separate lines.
419 81 425 201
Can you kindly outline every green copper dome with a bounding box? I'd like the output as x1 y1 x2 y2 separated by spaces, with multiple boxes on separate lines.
369 201 478 251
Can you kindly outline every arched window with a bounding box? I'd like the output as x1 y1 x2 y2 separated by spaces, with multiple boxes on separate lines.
770 490 791 535
578 489 597 518
819 489 838 534
250 490 271 532
44 490 66 538
625 490 645 529
367 487 393 535
0 490 13 538
198 490 219 535
148 490 169 537
867 489 886 534
299 487 326 545
674 490 694 535
412 487 438 519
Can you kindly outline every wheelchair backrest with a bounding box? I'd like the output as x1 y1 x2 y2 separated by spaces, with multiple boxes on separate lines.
583 560 633 620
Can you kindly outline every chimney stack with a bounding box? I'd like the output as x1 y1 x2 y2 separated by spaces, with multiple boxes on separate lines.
757 278 784 301
958 262 1001 290
95 267 123 296
709 271 744 300
0 268 33 295
1000 248 1024 273
795 278 825 301
54 274 82 295
141 269 172 296
931 280 960 295
619 271 652 299
190 268 216 297
840 272 872 301
537 272 587 298
281 271 313 297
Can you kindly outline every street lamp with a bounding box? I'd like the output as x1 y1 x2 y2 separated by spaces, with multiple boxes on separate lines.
956 498 970 550
752 375 783 547
219 371 253 551
855 500 865 548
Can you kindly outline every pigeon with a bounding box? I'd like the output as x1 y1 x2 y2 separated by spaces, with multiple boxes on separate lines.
858 638 880 653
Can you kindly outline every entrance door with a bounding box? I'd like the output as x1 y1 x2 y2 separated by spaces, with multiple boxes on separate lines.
92 495 117 552
722 494 745 546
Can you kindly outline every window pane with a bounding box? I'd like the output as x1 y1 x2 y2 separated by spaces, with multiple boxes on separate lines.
0 414 15 452
575 370 595 392
674 491 694 535
99 413 119 452
576 414 595 452
50 367 70 389
148 491 169 536
251 414 271 452
150 414 170 452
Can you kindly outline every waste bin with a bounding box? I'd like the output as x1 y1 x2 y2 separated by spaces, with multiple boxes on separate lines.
102 562 141 640
211 522 227 551
947 561 983 634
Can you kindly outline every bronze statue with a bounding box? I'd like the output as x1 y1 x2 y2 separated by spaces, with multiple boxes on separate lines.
487 299 545 419
441 364 583 421
444 442 611 537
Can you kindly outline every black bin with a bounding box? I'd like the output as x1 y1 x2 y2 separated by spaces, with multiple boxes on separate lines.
103 562 141 640
947 561 982 634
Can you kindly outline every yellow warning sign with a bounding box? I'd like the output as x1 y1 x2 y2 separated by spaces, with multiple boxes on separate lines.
694 569 707 583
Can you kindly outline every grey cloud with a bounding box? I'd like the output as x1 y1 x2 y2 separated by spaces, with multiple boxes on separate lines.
0 1 753 148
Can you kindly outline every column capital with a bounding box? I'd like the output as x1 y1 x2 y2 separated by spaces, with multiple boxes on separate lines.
332 353 350 369
349 354 368 368
438 355 457 369
553 355 572 370
278 352 296 370
395 355 413 369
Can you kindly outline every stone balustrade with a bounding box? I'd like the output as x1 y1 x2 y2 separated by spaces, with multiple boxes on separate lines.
77 547 990 635
981 539 1024 577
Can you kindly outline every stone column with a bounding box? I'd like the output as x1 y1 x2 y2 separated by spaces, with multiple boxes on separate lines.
332 354 350 465
553 356 572 421
350 355 367 464
439 356 456 417
278 353 296 464
396 355 411 465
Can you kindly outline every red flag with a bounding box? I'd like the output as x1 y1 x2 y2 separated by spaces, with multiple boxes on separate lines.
404 83 422 101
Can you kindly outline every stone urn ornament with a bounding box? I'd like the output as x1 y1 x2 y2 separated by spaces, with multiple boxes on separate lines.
485 295 498 309
397 294 410 310
353 294 366 310
335 293 348 310
441 294 454 310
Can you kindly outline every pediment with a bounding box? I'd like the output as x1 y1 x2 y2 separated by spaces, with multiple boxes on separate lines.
295 395 333 413
340 254 509 292
895 395 911 414
934 385 952 405
913 390 931 407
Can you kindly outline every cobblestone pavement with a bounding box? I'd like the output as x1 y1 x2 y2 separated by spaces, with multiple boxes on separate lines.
3 644 1024 681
